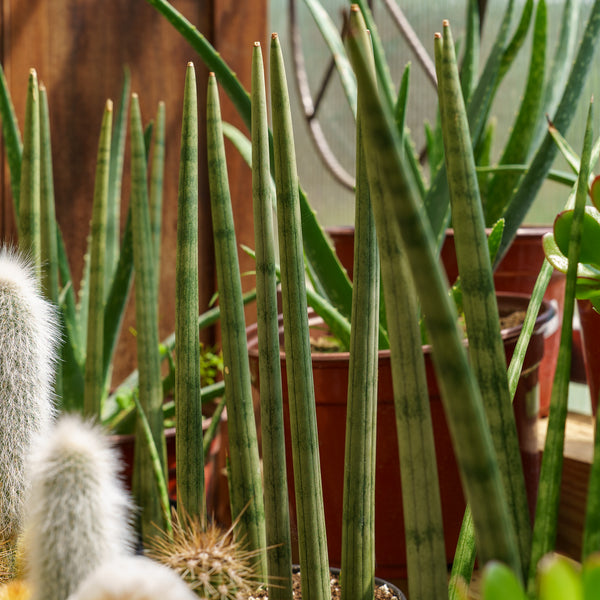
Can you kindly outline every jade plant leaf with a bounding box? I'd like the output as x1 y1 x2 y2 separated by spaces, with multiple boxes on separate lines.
590 175 600 209
481 561 527 600
553 206 600 267
542 232 600 284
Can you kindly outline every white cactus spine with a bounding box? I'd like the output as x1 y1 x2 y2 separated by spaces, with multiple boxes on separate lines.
24 414 135 600
67 556 197 600
0 247 58 544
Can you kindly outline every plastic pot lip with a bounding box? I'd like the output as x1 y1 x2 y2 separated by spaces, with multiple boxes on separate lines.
246 292 555 362
290 564 406 600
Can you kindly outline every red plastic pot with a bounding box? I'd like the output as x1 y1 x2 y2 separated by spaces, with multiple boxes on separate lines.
111 419 222 509
577 299 600 414
328 225 565 417
247 293 554 579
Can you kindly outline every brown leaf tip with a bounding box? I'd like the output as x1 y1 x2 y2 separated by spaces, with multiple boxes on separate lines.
443 19 450 27
434 32 442 39
272 32 278 40
254 41 261 47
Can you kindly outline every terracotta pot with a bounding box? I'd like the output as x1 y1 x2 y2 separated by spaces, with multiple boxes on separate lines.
111 419 222 510
328 225 565 417
577 299 600 414
247 293 554 579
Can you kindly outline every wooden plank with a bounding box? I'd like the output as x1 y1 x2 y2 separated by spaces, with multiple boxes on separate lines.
538 412 596 561
0 0 266 383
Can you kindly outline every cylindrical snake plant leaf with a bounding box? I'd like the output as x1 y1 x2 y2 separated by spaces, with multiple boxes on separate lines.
105 67 131 288
347 8 447 600
83 100 112 419
270 33 329 600
175 62 204 521
251 42 293 599
206 73 267 579
527 100 594 595
38 84 62 401
340 76 379 600
347 14 520 575
130 92 167 540
18 69 41 277
435 21 530 577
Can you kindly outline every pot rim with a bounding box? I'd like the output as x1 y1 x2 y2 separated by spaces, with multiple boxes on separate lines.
247 292 556 362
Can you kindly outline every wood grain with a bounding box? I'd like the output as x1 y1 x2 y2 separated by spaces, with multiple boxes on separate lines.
0 0 266 383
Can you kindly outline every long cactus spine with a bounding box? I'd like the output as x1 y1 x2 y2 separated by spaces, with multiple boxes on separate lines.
24 415 134 600
0 249 58 553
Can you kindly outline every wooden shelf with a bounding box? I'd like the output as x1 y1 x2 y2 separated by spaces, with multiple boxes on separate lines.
538 412 595 560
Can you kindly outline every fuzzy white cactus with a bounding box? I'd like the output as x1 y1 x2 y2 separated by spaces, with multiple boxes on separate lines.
0 247 58 544
23 414 135 600
67 556 197 600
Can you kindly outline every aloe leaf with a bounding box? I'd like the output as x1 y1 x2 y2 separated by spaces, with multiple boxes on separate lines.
353 0 427 201
485 0 546 225
251 43 293 599
425 0 517 248
0 63 23 214
394 64 410 143
348 12 520 574
221 121 277 207
83 100 112 419
101 205 134 393
18 69 41 276
175 63 204 521
535 0 579 145
270 33 329 600
527 99 595 595
340 40 379 599
130 92 167 540
302 0 356 118
500 0 600 261
460 0 479 104
497 0 534 84
207 72 267 578
105 67 131 287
